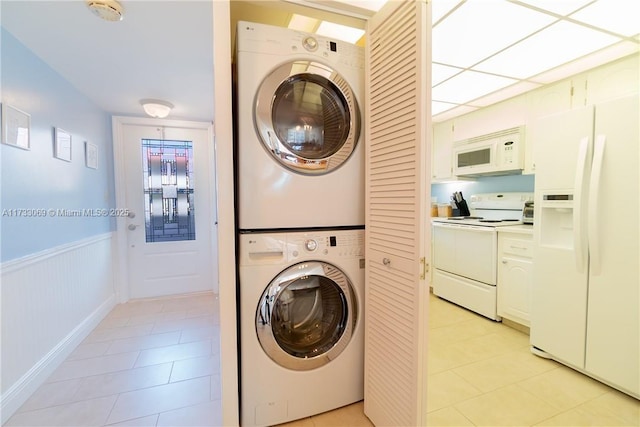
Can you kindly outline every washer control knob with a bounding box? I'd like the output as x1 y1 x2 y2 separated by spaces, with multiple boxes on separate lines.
302 36 318 52
305 239 318 252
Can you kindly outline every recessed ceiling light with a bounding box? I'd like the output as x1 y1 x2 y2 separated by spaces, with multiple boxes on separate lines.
85 0 123 22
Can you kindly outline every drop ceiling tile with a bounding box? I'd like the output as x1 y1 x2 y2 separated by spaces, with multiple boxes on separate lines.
432 70 519 105
569 0 640 37
433 105 479 123
469 81 542 107
432 0 556 68
432 100 460 115
432 0 464 26
533 40 640 83
432 63 464 86
514 0 593 16
474 21 621 79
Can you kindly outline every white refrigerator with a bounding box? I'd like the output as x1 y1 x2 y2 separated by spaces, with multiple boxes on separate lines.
530 94 639 399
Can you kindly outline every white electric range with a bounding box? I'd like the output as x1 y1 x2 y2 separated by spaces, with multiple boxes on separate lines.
431 192 533 320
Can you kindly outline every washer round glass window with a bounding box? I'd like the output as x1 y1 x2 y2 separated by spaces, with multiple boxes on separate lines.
256 261 357 371
254 61 361 175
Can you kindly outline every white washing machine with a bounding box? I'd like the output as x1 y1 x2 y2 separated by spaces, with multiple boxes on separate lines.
238 228 365 426
236 21 365 231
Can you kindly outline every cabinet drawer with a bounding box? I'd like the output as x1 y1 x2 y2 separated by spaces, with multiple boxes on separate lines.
501 237 533 258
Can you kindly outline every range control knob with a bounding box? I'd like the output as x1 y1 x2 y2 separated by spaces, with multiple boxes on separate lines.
302 36 318 52
304 239 318 252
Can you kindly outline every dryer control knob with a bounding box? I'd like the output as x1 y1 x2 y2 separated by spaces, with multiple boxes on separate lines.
302 36 318 52
304 239 318 252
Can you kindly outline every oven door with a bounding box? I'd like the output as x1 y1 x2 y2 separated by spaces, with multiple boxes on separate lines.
432 222 497 285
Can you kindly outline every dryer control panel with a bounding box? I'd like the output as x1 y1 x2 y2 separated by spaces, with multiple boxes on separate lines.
239 229 364 266
288 229 364 260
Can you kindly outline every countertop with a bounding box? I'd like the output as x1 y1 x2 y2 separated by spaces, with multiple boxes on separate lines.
497 224 534 235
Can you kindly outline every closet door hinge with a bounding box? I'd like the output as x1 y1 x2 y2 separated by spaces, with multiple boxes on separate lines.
419 257 429 280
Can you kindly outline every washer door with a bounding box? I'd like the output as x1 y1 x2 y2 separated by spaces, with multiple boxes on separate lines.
256 261 357 371
254 61 361 175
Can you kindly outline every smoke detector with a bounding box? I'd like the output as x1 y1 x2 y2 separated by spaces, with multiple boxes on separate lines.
86 0 124 22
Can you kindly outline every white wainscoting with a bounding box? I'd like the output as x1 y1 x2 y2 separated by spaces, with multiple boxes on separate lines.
0 233 116 423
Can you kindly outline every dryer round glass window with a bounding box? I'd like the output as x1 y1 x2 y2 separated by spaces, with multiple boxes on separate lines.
256 261 357 371
254 61 361 175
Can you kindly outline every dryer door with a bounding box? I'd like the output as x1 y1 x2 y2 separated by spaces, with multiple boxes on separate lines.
256 261 357 371
254 61 361 175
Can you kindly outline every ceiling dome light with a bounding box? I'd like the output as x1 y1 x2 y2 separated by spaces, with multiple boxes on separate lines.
86 0 124 22
140 99 174 118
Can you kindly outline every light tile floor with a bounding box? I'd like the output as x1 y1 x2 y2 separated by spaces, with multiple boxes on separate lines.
6 292 639 427
5 292 222 427
281 293 640 427
425 293 640 427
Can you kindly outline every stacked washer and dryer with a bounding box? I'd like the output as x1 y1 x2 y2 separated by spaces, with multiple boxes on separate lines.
235 21 366 427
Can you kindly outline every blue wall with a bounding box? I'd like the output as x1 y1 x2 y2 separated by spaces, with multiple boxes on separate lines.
431 174 534 204
1 29 115 262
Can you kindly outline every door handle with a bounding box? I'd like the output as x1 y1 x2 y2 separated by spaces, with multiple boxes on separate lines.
128 224 141 231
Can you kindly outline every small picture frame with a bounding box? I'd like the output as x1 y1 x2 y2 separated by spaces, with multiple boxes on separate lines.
2 104 31 150
54 127 72 161
85 141 98 169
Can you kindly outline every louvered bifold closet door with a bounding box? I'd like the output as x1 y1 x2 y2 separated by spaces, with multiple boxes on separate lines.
364 1 431 426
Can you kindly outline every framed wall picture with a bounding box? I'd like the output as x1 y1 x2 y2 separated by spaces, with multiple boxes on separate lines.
85 141 98 169
54 127 72 161
1 104 31 150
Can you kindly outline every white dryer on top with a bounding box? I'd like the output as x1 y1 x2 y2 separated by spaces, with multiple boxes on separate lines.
236 21 364 231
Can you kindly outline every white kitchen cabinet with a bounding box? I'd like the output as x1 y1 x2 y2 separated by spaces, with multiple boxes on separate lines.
584 54 639 106
431 123 454 181
524 79 573 174
497 230 533 327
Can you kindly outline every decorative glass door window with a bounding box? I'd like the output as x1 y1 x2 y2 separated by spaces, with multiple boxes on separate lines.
141 139 195 243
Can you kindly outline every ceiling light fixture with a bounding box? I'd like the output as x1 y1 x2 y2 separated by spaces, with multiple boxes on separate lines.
86 0 124 22
140 99 174 118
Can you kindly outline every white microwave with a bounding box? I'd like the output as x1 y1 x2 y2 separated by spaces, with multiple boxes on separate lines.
453 126 525 177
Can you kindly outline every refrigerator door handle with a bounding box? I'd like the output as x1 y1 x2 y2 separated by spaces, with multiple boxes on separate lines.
573 136 590 273
588 135 606 276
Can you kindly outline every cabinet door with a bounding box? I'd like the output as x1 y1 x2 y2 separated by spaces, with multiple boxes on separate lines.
431 123 453 181
531 104 594 191
498 256 532 326
584 55 640 106
525 80 573 174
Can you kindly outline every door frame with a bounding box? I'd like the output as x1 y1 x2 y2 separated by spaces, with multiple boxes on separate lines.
112 116 217 303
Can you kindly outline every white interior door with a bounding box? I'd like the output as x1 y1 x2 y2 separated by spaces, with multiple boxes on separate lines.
114 118 218 300
364 1 431 425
